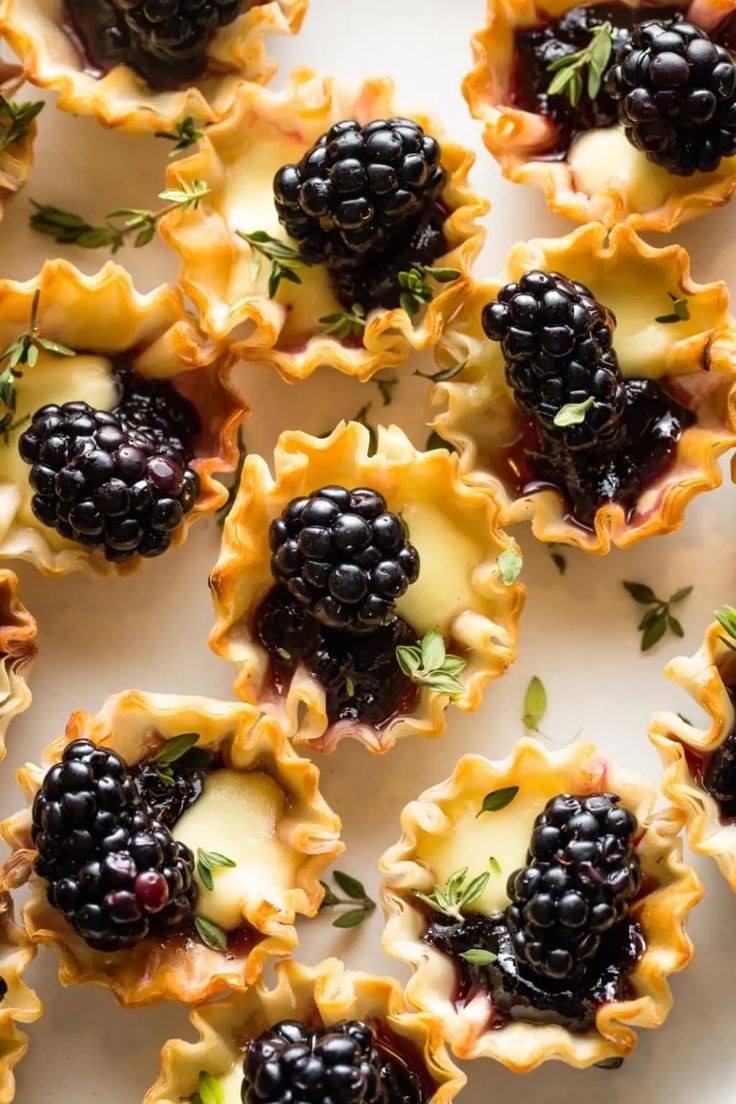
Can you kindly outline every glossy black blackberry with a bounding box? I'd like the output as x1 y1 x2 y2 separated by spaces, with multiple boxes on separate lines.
113 366 200 459
482 270 626 452
18 402 199 561
242 1019 423 1104
255 585 323 670
31 739 197 952
506 793 642 981
607 19 736 176
131 761 205 829
0 976 6 1002
269 486 420 632
704 729 736 819
273 118 447 266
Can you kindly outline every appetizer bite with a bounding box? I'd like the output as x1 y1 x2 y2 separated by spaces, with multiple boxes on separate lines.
0 893 42 1104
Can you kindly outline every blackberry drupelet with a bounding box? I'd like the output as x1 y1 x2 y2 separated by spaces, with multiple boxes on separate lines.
607 19 736 175
242 1019 423 1104
18 401 199 561
269 486 420 632
113 365 200 458
255 585 323 670
31 739 197 951
273 118 447 267
329 218 447 313
482 270 626 452
703 728 736 820
506 792 642 981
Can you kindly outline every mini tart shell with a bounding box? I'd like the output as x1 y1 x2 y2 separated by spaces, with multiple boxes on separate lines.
0 892 42 1104
0 259 244 578
463 0 736 231
0 570 35 762
159 67 487 381
144 958 465 1104
432 222 736 553
0 64 37 220
0 0 308 134
379 738 702 1072
209 420 525 754
650 619 736 888
0 689 344 1007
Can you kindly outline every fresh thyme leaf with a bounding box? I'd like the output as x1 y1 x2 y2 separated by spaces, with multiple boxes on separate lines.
550 550 567 575
238 230 309 298
196 849 236 892
547 22 613 106
676 712 693 725
489 856 502 874
641 615 667 652
353 403 377 455
194 915 227 953
425 429 457 453
192 1070 224 1104
155 115 204 155
217 427 247 527
397 264 460 316
476 786 519 817
624 581 693 651
670 586 693 604
345 675 356 698
319 871 375 927
415 360 467 384
655 292 691 324
497 546 523 585
319 304 366 340
333 871 367 899
623 581 658 605
523 676 547 732
333 908 370 929
460 948 497 966
413 867 489 921
396 629 467 698
553 396 595 427
715 605 736 651
151 732 200 767
0 96 43 152
375 375 398 406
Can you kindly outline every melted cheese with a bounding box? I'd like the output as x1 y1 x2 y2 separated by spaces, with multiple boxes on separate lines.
173 769 300 930
217 1063 243 1104
568 125 673 213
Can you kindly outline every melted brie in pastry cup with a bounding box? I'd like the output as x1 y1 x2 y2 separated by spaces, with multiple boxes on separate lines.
0 65 37 220
0 892 42 1104
0 0 308 133
209 420 524 754
0 570 35 761
0 690 343 1007
380 738 702 1071
0 259 244 577
432 222 736 553
159 67 487 381
651 618 736 888
145 958 465 1104
463 0 736 230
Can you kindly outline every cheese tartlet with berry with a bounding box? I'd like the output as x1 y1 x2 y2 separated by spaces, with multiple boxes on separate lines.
651 609 736 890
464 0 736 229
1 690 343 1007
0 260 243 576
159 68 487 381
380 739 701 1071
0 892 42 1104
0 0 308 133
145 958 465 1104
0 571 35 762
431 222 736 553
0 66 40 223
209 420 524 754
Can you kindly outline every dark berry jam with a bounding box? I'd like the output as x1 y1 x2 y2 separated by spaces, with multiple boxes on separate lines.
503 378 694 531
682 656 736 823
255 585 419 727
131 758 209 829
424 910 644 1033
511 3 686 156
371 1020 436 1104
113 363 201 461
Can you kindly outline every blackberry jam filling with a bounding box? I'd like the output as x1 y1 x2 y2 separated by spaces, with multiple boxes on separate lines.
422 793 644 1033
242 1018 431 1104
272 118 452 312
64 0 245 92
0 977 6 1002
683 655 736 823
482 270 694 531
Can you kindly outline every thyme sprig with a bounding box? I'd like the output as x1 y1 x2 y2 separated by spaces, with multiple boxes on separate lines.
547 22 613 106
655 292 690 324
155 115 204 155
149 732 214 785
196 849 236 892
191 1069 223 1104
397 264 461 316
0 96 44 152
477 787 519 817
523 676 548 732
319 303 366 340
497 546 523 585
413 866 490 922
715 605 736 652
194 915 227 953
396 629 467 698
414 360 467 384
460 948 498 966
29 180 210 252
320 870 376 928
238 230 310 297
624 580 693 651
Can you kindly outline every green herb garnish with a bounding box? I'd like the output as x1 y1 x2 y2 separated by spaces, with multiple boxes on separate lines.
397 265 461 316
476 786 519 817
150 732 213 785
549 546 567 575
547 22 613 106
715 605 736 652
319 304 366 340
396 628 467 698
191 1069 224 1104
624 580 693 651
523 675 548 732
655 292 690 325
459 948 497 966
237 230 309 298
194 915 228 953
0 96 43 152
497 546 523 585
414 360 467 384
196 849 236 892
375 374 398 406
413 866 490 921
489 856 502 874
155 116 204 155
320 870 376 928
553 396 595 428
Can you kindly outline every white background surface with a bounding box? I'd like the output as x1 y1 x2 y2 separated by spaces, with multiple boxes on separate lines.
2 0 736 1100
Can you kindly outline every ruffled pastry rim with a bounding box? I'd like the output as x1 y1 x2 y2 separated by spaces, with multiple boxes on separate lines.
0 258 244 578
209 419 525 754
379 738 702 1071
159 67 488 381
462 0 736 231
0 892 42 1104
144 957 466 1104
432 221 736 553
0 570 36 762
0 64 36 220
0 0 309 133
0 689 344 1007
650 619 736 889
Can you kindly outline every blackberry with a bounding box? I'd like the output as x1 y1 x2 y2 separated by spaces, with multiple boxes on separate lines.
328 218 446 313
273 118 446 266
18 401 199 561
704 730 736 819
31 739 197 952
607 19 736 175
482 270 626 452
113 366 200 458
269 486 420 632
506 793 642 981
255 585 323 671
242 1019 422 1104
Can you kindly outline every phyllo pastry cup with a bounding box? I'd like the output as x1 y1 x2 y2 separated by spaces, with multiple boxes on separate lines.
651 614 736 889
380 738 702 1071
431 222 736 553
0 690 343 1007
463 0 736 230
209 420 524 754
0 65 38 220
0 892 42 1103
0 570 35 761
0 0 308 134
144 958 465 1104
159 68 487 381
0 259 243 576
